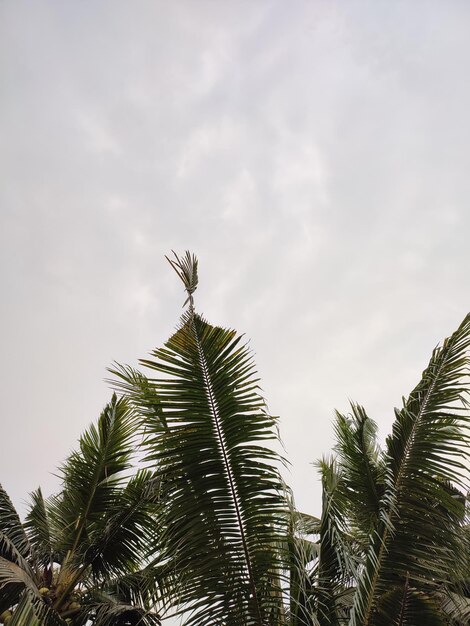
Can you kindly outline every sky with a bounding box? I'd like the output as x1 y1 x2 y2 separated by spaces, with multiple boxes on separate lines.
1 0 469 518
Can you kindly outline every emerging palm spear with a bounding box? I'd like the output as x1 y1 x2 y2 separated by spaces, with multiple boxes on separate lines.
1 252 469 626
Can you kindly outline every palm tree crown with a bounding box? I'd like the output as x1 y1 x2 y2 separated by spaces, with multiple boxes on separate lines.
112 251 288 626
1 251 469 626
0 395 161 625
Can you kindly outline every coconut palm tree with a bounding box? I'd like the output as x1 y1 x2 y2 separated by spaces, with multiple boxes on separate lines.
2 251 469 626
114 252 470 626
291 320 470 626
111 252 289 626
0 395 162 625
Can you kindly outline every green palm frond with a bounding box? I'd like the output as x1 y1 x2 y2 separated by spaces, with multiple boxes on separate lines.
0 556 38 594
314 458 357 626
373 582 447 626
81 469 160 579
293 512 321 536
6 590 66 626
104 561 168 613
0 555 40 615
0 495 34 616
7 592 43 626
438 589 470 625
112 252 287 626
76 588 160 626
109 364 165 428
436 519 470 625
350 313 470 626
0 486 31 560
0 533 34 581
50 394 137 558
84 602 160 626
48 395 140 613
24 488 54 570
334 404 384 541
142 314 287 625
287 505 320 626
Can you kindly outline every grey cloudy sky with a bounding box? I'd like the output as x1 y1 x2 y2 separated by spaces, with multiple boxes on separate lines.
1 0 469 517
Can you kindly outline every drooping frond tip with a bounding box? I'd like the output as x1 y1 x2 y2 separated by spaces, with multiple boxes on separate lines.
166 250 199 309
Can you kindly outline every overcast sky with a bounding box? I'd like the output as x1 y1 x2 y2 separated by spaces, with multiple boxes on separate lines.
1 0 469 517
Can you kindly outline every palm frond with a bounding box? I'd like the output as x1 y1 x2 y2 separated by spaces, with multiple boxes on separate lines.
0 532 34 579
0 556 38 593
86 602 160 626
334 404 384 541
0 556 39 614
287 503 319 626
146 314 287 625
350 313 470 626
436 519 470 625
81 469 160 579
374 583 446 626
0 485 31 559
437 589 470 625
110 363 165 428
113 252 287 626
24 488 54 570
8 592 43 626
103 560 169 613
7 590 66 626
313 458 356 626
50 394 137 559
77 588 161 626
292 512 321 536
0 492 34 614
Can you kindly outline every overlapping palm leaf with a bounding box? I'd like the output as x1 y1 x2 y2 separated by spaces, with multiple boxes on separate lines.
333 405 384 544
310 459 358 626
286 508 320 626
0 487 31 562
0 396 163 625
24 488 55 572
2 250 469 626
50 394 136 559
113 252 288 626
349 313 470 626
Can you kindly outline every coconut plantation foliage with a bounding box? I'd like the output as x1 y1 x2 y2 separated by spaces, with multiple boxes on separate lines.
0 396 163 626
0 252 469 626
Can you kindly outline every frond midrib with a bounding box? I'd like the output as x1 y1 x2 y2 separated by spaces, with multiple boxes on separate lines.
190 312 263 626
354 323 467 626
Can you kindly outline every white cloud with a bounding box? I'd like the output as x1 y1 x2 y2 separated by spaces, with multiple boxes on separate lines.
75 109 123 156
1 0 469 517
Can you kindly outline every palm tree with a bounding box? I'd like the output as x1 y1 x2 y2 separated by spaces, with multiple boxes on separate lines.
2 251 469 626
292 321 470 625
114 252 470 626
112 252 289 626
0 395 162 625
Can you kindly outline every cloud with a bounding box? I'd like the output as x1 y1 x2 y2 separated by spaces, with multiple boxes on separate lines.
1 0 469 515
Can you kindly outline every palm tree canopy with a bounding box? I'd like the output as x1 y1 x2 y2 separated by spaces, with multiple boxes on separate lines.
112 252 288 626
1 251 469 626
0 395 162 626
